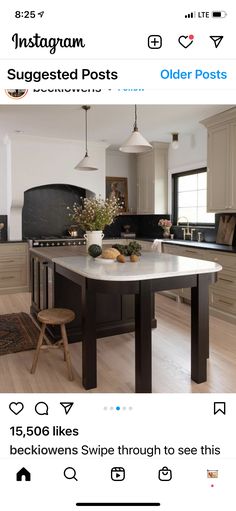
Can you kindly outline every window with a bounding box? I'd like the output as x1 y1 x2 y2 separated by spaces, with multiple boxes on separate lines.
172 168 215 225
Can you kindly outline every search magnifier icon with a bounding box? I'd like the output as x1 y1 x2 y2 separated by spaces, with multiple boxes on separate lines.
64 467 78 481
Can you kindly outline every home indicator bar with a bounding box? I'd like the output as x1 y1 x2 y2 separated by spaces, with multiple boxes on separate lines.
76 504 161 507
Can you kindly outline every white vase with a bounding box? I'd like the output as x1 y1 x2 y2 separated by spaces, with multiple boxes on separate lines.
163 227 171 239
84 230 104 251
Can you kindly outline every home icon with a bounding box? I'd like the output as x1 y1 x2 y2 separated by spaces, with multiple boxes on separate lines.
16 467 31 482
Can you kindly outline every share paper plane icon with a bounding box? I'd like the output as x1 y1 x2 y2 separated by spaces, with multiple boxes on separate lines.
60 402 74 415
210 36 224 48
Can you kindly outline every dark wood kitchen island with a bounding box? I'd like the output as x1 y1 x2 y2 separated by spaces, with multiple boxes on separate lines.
30 243 157 341
30 246 221 392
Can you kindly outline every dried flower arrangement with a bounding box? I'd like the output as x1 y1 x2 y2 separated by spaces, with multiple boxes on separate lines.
68 196 120 231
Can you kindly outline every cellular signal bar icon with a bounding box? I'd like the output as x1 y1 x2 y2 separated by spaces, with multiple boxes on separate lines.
185 12 196 18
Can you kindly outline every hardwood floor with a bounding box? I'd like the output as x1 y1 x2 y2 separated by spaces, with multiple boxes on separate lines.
0 292 31 314
0 292 235 393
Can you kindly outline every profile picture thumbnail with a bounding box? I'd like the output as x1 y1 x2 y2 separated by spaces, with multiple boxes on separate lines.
5 89 28 99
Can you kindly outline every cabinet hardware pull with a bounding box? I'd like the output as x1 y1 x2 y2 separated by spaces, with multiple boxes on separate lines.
185 250 197 254
1 260 15 263
219 277 234 283
218 299 234 306
0 276 14 280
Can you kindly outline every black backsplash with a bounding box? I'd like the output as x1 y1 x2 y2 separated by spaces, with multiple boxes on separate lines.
172 224 217 243
171 214 236 245
105 213 236 244
21 182 236 245
104 214 170 239
22 184 86 239
22 183 170 241
0 215 7 241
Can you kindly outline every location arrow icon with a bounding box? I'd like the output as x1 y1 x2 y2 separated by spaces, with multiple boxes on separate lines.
60 402 74 415
210 36 224 48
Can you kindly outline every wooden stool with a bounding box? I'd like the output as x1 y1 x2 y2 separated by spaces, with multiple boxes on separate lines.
31 308 75 381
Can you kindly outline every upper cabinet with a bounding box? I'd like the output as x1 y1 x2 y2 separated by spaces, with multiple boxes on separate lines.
136 142 169 214
201 108 236 213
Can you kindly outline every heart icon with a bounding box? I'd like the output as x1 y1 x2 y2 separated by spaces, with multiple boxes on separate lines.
9 402 24 415
178 35 194 48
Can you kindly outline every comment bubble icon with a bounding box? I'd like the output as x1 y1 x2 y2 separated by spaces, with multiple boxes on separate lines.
35 401 49 416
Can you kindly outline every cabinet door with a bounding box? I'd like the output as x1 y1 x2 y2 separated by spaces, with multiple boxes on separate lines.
139 241 152 251
207 125 230 212
0 243 29 294
137 152 154 213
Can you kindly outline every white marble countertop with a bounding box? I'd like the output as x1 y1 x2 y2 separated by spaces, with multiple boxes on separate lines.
53 252 222 282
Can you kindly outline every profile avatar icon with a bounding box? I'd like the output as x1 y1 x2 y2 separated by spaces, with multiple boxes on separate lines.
5 89 28 99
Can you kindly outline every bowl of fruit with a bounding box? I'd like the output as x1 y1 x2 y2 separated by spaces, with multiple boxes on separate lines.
88 241 142 264
111 241 142 263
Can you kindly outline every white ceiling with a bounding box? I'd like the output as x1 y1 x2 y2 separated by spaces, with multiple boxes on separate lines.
0 105 233 146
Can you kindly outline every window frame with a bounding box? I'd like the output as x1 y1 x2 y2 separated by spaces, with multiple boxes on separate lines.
172 167 215 226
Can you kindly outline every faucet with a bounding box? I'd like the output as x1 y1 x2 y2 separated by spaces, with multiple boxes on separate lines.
177 217 195 240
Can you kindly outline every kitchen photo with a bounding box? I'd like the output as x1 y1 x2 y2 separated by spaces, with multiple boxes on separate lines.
0 104 235 393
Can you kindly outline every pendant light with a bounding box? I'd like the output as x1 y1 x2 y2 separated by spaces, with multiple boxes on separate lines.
74 105 98 171
119 105 152 153
171 132 179 150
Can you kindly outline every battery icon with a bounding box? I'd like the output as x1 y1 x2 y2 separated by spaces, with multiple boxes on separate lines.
212 11 227 18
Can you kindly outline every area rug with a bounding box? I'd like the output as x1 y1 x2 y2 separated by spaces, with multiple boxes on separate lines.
0 313 39 356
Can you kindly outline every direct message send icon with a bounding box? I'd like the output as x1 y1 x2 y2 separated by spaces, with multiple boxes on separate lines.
60 402 74 415
210 36 224 48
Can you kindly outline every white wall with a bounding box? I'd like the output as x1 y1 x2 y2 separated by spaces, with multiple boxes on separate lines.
4 134 107 239
168 126 207 171
106 148 137 212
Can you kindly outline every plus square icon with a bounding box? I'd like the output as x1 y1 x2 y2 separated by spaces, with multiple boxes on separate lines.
148 35 162 49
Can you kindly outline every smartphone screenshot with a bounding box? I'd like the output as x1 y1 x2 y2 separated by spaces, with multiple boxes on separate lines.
0 1 235 510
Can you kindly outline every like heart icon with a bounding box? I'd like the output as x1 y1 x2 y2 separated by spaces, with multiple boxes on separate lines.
9 402 24 415
178 34 194 48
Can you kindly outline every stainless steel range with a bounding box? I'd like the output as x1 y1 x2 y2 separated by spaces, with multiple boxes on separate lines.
28 237 86 248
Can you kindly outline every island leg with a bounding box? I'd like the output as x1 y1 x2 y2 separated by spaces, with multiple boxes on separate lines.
81 279 97 390
135 280 152 393
191 274 209 383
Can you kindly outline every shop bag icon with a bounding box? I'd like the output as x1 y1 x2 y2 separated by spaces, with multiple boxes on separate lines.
158 466 172 481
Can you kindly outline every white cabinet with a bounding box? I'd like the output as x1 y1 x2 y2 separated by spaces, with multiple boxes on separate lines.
0 242 29 294
207 124 229 211
137 142 169 214
162 242 236 323
201 108 236 212
138 240 153 251
137 151 154 214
